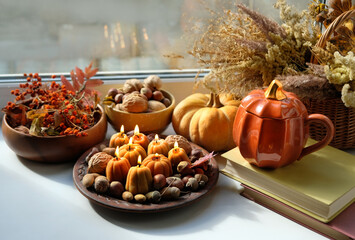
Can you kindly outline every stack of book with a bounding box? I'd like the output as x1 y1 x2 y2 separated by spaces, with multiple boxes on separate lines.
221 140 355 240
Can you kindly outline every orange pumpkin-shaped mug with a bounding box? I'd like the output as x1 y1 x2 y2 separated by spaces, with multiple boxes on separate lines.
233 80 335 168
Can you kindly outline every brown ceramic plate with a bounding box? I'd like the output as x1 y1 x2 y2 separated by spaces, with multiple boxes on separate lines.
73 140 219 213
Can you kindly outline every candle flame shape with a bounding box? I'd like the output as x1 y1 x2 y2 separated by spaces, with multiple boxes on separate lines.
134 125 140 135
155 134 159 142
120 125 124 133
129 137 133 145
174 141 179 148
137 155 142 165
115 146 119 158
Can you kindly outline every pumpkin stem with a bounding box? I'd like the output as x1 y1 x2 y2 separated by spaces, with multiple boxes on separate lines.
206 93 214 107
212 94 223 108
264 80 286 100
206 93 224 108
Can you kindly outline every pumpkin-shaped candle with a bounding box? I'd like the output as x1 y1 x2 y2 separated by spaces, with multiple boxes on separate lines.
141 153 172 177
132 125 149 150
109 125 129 148
168 141 191 169
106 147 131 183
118 137 147 166
147 134 169 156
126 155 153 195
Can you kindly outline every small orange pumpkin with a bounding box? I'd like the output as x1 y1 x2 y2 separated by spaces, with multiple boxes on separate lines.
118 143 147 166
172 93 239 152
106 157 131 183
125 165 152 195
141 153 172 177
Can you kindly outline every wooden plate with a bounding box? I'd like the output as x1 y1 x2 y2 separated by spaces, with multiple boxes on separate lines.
73 140 219 213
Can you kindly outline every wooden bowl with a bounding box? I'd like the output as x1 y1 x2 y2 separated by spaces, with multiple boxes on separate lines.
104 90 175 133
73 140 219 213
2 105 107 163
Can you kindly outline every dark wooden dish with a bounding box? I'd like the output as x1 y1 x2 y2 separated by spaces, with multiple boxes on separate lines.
2 105 107 163
73 140 219 213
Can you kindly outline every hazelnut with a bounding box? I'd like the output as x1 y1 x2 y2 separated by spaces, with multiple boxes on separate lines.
94 176 109 193
153 174 166 190
186 178 199 191
160 187 180 200
152 91 164 101
194 174 208 183
109 181 124 198
177 161 194 176
107 88 119 98
166 177 184 190
140 87 153 99
199 181 206 188
162 98 171 107
122 191 134 202
145 191 161 203
82 173 100 188
114 93 124 103
181 175 193 185
134 194 147 203
190 148 203 162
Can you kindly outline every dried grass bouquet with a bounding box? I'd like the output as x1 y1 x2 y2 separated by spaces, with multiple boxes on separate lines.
190 0 355 107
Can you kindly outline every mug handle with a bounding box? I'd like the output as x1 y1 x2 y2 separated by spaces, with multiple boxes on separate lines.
298 114 335 160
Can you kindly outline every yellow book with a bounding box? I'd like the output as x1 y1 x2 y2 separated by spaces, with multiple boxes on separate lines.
221 140 355 223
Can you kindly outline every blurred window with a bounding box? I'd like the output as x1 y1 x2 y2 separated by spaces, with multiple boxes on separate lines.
0 0 309 75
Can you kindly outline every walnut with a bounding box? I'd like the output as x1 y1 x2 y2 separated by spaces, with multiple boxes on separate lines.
165 135 192 155
88 152 113 174
144 75 162 91
123 79 143 93
121 93 148 113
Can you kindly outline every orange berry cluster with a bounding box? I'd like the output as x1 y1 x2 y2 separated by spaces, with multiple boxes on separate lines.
4 73 96 137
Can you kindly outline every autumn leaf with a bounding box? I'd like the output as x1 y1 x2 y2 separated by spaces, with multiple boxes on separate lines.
84 62 99 79
26 109 48 120
71 70 81 91
29 117 43 136
61 63 103 98
192 151 215 170
85 62 93 73
53 110 62 128
75 66 85 84
85 79 104 88
61 75 75 92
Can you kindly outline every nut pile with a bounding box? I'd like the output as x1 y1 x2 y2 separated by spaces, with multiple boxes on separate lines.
103 75 171 113
81 134 212 204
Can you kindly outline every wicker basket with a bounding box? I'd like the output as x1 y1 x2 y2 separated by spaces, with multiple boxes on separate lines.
303 98 355 149
306 9 355 149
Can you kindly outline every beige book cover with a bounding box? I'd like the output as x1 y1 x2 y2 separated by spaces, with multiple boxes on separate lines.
221 140 355 222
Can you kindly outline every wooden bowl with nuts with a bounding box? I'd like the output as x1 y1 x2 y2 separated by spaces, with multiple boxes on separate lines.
103 76 175 133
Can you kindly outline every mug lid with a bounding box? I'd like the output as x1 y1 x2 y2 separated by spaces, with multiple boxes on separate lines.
240 80 307 119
